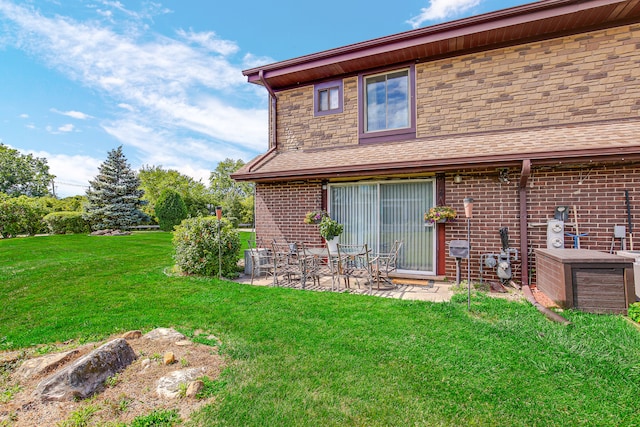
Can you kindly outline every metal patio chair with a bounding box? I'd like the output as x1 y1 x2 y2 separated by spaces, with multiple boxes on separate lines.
335 243 375 293
271 241 300 287
372 240 403 289
247 238 274 285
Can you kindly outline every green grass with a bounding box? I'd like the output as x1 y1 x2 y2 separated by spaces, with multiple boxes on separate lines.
2 233 640 426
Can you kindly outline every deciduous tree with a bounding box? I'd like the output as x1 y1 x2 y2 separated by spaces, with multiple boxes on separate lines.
0 143 55 197
138 165 210 219
209 158 254 225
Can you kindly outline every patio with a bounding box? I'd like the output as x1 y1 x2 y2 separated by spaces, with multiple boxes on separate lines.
233 270 455 302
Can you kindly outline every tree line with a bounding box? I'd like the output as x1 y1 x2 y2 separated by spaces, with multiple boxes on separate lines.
0 144 254 237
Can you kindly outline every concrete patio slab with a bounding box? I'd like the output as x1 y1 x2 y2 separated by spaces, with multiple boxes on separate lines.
232 273 455 302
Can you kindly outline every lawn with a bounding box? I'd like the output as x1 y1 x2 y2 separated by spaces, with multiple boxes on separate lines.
1 233 640 426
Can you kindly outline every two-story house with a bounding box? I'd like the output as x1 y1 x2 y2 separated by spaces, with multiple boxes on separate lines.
232 0 640 287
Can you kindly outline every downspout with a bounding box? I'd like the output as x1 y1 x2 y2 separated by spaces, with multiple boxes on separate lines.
519 159 531 288
249 70 278 172
519 159 571 325
260 69 278 151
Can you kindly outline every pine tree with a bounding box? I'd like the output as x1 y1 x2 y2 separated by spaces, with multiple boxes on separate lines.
83 146 149 230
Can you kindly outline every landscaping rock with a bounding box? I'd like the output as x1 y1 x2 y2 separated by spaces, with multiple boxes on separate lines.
156 367 205 399
175 340 193 346
186 380 204 398
15 349 80 380
122 330 142 340
143 327 186 342
90 229 131 236
163 352 175 365
34 338 136 401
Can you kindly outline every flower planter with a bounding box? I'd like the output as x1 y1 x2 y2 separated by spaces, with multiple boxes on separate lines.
326 236 339 253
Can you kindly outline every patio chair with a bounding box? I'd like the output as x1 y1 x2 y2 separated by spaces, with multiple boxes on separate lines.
271 241 300 287
297 242 321 288
372 240 403 289
247 238 274 285
335 243 375 293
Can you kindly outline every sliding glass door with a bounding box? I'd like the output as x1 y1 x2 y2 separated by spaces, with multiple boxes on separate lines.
329 179 435 274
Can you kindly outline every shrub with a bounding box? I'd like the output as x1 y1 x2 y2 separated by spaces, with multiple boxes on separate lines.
0 194 48 237
629 302 640 323
155 189 188 232
43 212 90 234
173 217 240 278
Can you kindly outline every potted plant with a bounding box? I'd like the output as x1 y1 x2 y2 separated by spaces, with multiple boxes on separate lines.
318 216 344 252
424 205 457 226
304 210 328 225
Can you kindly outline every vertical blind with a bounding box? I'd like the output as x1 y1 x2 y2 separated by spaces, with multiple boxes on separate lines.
329 180 435 273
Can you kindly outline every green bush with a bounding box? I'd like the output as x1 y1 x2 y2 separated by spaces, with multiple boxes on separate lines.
43 211 90 234
629 302 640 323
0 194 48 237
155 189 188 231
173 216 240 278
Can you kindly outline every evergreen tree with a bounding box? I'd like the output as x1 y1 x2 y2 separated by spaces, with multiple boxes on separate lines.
83 146 149 230
155 189 188 231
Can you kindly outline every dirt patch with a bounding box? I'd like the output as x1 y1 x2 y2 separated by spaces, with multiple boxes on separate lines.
0 331 225 426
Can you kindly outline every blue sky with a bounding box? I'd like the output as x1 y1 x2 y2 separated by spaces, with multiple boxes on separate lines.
0 0 527 197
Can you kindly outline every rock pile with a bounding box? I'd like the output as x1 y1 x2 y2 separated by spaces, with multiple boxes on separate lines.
90 229 131 236
1 327 224 426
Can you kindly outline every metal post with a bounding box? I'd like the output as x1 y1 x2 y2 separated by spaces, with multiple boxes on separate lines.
216 206 223 280
467 217 471 310
463 197 474 311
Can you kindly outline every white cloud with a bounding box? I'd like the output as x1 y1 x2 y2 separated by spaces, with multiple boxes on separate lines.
176 28 239 56
51 109 93 120
242 52 275 70
25 150 101 198
58 123 74 132
0 0 268 181
407 0 482 28
19 113 28 119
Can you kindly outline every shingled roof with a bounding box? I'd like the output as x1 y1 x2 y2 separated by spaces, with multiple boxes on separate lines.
233 118 640 182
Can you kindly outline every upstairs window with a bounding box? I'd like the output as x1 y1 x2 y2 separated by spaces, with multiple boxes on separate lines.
359 66 415 143
314 80 343 116
365 69 409 132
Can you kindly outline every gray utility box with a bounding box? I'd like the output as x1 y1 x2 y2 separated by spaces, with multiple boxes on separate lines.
243 249 271 275
449 240 469 259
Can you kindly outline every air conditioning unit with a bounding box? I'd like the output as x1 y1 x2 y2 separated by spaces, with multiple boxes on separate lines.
547 219 565 249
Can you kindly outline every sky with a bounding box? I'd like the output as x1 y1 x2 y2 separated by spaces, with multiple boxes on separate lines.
0 0 528 197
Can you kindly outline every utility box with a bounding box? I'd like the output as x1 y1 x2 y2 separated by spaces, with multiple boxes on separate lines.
449 240 469 259
244 249 271 275
535 248 635 314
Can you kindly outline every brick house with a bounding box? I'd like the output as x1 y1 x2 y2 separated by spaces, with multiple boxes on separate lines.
232 0 640 286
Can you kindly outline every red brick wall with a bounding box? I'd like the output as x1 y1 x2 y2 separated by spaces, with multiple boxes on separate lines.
255 181 325 247
442 163 640 285
255 163 640 284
